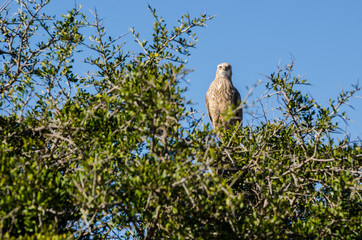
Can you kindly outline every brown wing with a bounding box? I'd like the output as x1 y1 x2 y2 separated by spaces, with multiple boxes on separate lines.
206 80 221 129
205 94 213 124
233 87 243 124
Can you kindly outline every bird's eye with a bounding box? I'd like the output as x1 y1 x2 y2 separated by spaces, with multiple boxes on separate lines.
218 66 222 69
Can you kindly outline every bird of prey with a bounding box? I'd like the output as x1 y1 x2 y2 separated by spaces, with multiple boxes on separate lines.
206 62 243 130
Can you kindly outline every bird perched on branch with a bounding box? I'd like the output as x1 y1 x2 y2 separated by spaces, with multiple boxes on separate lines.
206 62 243 130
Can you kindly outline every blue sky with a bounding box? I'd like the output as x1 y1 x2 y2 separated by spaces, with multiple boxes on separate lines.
42 1 362 139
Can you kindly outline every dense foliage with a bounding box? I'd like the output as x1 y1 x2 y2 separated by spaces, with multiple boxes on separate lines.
0 1 361 239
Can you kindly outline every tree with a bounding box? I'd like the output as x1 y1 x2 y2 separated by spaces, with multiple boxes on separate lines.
218 63 361 239
0 0 361 239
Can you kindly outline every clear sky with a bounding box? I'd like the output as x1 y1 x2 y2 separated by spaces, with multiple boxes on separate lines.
30 0 362 139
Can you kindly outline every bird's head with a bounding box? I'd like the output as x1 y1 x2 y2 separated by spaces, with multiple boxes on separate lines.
216 62 232 79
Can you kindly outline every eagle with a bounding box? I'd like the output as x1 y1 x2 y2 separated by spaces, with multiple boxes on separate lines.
206 62 243 130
